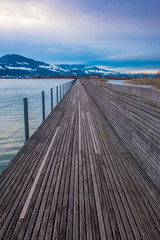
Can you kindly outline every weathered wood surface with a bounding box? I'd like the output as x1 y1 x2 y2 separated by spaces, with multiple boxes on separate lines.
82 79 160 188
0 79 160 240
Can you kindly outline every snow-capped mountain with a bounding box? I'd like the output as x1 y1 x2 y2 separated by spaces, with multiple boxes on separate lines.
0 54 118 78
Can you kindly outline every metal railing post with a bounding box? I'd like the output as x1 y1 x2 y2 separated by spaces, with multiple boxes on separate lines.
51 88 53 111
42 91 45 121
60 85 62 100
56 86 58 104
23 98 29 143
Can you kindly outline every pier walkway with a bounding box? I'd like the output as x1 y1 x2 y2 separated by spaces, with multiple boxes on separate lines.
0 79 160 239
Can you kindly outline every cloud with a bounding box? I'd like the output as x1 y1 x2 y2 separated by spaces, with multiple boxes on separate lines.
1 0 158 43
129 69 159 74
0 0 160 71
97 66 159 74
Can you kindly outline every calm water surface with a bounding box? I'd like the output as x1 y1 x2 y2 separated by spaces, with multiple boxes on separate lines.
107 79 153 88
0 78 72 173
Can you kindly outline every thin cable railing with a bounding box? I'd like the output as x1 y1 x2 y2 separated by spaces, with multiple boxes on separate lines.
0 79 76 172
0 99 23 109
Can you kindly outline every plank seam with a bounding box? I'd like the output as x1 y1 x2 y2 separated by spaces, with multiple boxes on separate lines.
19 127 59 219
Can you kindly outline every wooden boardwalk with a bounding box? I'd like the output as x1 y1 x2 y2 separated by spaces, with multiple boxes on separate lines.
0 79 160 240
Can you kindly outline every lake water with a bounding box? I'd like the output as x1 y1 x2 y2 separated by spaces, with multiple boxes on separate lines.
107 79 153 88
0 78 72 173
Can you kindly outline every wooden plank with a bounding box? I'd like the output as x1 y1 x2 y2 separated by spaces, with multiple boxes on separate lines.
0 79 160 240
20 127 59 219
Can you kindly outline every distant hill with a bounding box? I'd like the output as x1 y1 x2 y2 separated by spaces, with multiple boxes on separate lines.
0 54 155 78
0 54 118 78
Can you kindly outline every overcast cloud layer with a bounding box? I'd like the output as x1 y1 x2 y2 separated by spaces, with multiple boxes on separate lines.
0 0 160 72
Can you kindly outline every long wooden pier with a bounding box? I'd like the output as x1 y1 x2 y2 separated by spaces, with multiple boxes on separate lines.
0 79 160 239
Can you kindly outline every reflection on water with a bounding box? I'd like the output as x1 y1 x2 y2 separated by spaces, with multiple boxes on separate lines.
0 78 71 173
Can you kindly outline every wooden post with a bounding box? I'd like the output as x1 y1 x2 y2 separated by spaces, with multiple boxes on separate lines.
64 83 66 95
63 84 64 97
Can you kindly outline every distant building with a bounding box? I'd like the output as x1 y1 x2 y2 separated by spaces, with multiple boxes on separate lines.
89 76 99 79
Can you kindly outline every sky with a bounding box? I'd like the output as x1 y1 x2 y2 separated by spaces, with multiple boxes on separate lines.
0 0 160 73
